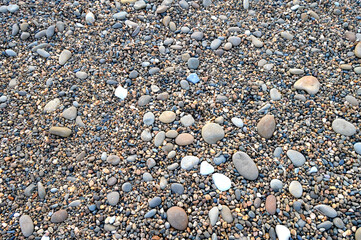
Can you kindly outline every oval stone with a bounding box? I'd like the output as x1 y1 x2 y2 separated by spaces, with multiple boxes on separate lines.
265 195 277 215
51 209 68 223
257 115 275 139
332 119 356 136
175 133 194 146
286 150 306 167
201 123 224 144
20 215 34 237
232 151 259 180
159 111 176 123
167 207 188 230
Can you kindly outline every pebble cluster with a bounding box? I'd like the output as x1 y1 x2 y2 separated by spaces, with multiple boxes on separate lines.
1 0 361 239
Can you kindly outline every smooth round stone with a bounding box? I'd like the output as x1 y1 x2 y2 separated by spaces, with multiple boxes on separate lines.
44 98 60 112
138 95 151 106
0 96 7 102
228 36 241 46
181 156 199 170
265 195 277 215
232 151 259 180
107 177 117 186
114 86 127 99
286 150 306 167
62 106 77 120
289 181 303 198
200 161 214 175
213 155 226 165
122 182 132 192
167 207 188 230
180 114 194 127
257 115 275 139
5 49 17 56
134 0 146 9
354 143 361 154
333 217 345 229
270 88 282 101
143 112 155 125
171 183 184 194
149 197 162 208
85 11 95 23
345 95 359 106
144 209 157 219
76 71 88 79
294 76 320 95
211 39 222 50
159 111 176 123
280 31 294 40
270 179 283 191
187 57 199 69
201 123 224 144
154 131 165 147
147 158 156 168
212 173 231 191
231 117 243 127
143 172 153 181
141 129 152 141
20 215 34 237
113 11 128 19
107 192 120 206
354 67 361 74
37 182 46 199
289 68 304 75
49 127 71 137
181 26 190 33
317 221 333 230
355 42 361 58
221 206 233 223
314 205 337 218
37 49 50 58
166 130 178 138
355 227 361 240
59 50 72 65
180 80 190 90
275 225 290 240
51 210 68 223
191 31 204 40
293 201 302 212
251 36 263 47
175 133 194 146
7 4 19 12
107 155 120 165
274 147 283 158
69 200 81 207
209 207 219 226
332 118 356 136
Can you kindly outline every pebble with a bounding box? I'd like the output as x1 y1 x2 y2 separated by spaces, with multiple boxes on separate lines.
232 151 259 180
44 98 60 112
37 182 46 199
202 123 224 144
345 95 359 106
76 71 88 79
200 161 214 175
355 42 361 58
188 58 199 69
5 49 17 57
62 106 77 120
19 215 34 237
122 182 132 192
49 127 72 137
181 156 199 170
274 147 283 158
180 114 194 127
280 31 294 40
107 155 120 165
332 118 357 136
314 205 337 218
354 143 361 154
270 88 281 101
211 39 222 50
114 86 127 99
159 111 176 123
51 210 68 223
144 209 157 218
191 31 204 40
221 206 233 223
209 207 219 226
275 225 290 240
85 11 95 24
333 217 345 229
317 221 333 230
143 112 155 125
294 76 320 95
257 115 276 139
167 207 188 230
149 197 162 208
289 181 303 198
175 133 194 146
59 50 72 65
270 179 283 191
356 227 361 240
37 49 50 58
289 68 304 75
286 150 306 167
187 73 200 84
143 172 153 181
107 192 120 206
171 183 184 194
265 195 277 215
231 117 244 128
212 173 231 191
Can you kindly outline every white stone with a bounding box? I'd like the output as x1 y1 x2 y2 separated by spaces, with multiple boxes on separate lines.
181 156 200 170
276 225 291 240
231 117 244 127
212 173 231 191
86 12 95 24
200 161 214 175
115 86 127 99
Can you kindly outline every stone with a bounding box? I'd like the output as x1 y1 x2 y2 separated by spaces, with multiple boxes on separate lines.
180 80 190 89
212 173 231 191
188 58 199 69
37 182 46 199
149 197 162 208
332 118 356 136
280 31 294 40
51 210 68 223
138 95 152 106
76 116 85 127
274 147 283 157
275 225 290 240
44 98 60 112
286 150 306 167
270 88 281 100
209 207 219 226
167 207 188 230
333 218 344 229
270 179 283 191
294 76 320 95
257 115 275 139
166 130 178 138
62 106 77 120
314 205 337 218
231 117 243 127
5 49 17 57
59 50 71 65
159 111 176 123
221 206 233 223
228 36 241 46
134 0 146 9
49 127 71 137
202 123 224 144
180 114 194 127
211 39 222 50
76 71 88 79
143 172 153 181
187 73 200 84
232 151 259 180
69 200 81 207
25 184 36 196
289 68 304 75
85 11 95 23
107 192 120 206
37 49 50 58
122 182 132 192
289 181 303 198
113 11 128 20
293 201 302 212
175 133 194 146
355 227 361 240
317 221 333 230
154 131 165 147
355 42 361 58
200 161 214 175
243 0 249 9
191 31 204 40
107 155 120 165
114 86 127 100
265 195 277 215
354 143 361 154
345 95 359 106
181 156 199 170
107 177 117 186
251 36 263 47
20 215 34 237
141 129 152 141
213 155 226 165
143 112 155 125
171 183 184 194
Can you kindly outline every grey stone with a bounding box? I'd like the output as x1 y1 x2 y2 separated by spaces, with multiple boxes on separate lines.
37 182 46 199
289 181 303 198
171 183 184 194
287 150 306 167
143 172 153 181
20 215 34 237
51 210 68 223
107 155 120 165
202 123 224 144
332 118 357 136
314 205 337 218
270 179 283 191
122 182 132 192
149 197 162 208
188 58 199 69
209 207 219 226
144 209 157 218
107 191 120 206
232 151 259 180
221 206 233 223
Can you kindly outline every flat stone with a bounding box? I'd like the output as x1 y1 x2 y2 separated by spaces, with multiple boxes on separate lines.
202 123 224 144
154 131 165 147
228 36 241 46
251 36 263 47
314 205 337 218
76 71 88 79
113 11 128 20
280 31 294 40
345 95 359 106
332 118 357 136
287 150 306 167
274 147 283 157
107 155 120 165
59 50 71 65
138 95 152 106
69 200 81 207
270 179 283 191
294 76 320 95
181 156 199 170
265 195 277 215
211 39 222 50
143 172 153 181
20 215 34 237
44 98 60 112
145 209 157 218
167 207 188 230
209 207 219 226
143 112 155 125
51 210 68 223
149 197 162 208
355 227 361 240
289 68 304 75
141 129 152 141
231 117 243 127
354 143 361 154
114 86 127 99
159 111 176 123
62 106 77 120
200 161 214 175
175 133 194 146
107 191 120 206
317 221 333 230
333 217 344 229
275 225 290 240
289 181 303 198
355 42 361 58
270 88 281 100
122 182 132 192
166 130 178 138
171 183 184 194
257 115 275 139
212 173 231 191
232 151 259 180
180 114 194 127
24 184 36 196
187 73 200 84
134 0 146 9
191 31 204 40
188 58 199 69
37 182 46 199
221 206 233 223
49 127 71 137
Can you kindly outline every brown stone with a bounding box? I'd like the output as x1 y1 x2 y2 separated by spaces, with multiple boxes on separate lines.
257 115 275 139
166 207 188 230
175 133 194 146
294 76 320 95
266 195 277 215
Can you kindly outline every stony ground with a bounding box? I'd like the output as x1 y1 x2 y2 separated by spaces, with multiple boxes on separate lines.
0 0 361 239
